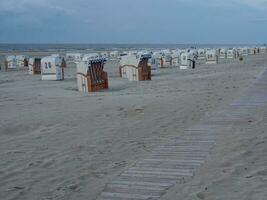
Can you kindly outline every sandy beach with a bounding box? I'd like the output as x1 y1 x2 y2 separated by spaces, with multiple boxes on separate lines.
1 53 267 200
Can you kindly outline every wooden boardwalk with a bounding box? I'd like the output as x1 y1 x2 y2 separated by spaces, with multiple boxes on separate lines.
96 70 267 200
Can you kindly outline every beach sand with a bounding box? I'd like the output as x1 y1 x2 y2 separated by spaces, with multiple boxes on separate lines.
0 54 267 200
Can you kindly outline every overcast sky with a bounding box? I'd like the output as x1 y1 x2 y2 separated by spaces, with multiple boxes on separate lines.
0 0 267 44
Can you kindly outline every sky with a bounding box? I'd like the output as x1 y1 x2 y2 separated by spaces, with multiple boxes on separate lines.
0 0 267 44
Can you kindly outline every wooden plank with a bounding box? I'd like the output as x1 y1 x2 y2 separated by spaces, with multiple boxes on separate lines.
128 167 193 174
134 162 196 169
149 155 206 160
97 197 124 200
106 183 166 192
115 176 179 185
168 139 215 143
149 153 208 159
177 135 218 140
180 134 219 138
104 186 164 196
110 180 173 187
203 120 252 124
164 144 214 148
153 149 211 154
120 172 186 179
159 144 213 148
140 158 204 164
166 141 215 144
187 125 232 129
99 192 161 199
125 169 193 177
155 148 211 152
157 147 212 151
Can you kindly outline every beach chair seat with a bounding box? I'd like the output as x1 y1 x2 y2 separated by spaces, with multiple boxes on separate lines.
29 58 41 75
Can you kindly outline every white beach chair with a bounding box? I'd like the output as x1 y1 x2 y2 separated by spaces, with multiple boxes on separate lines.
76 55 108 92
41 55 66 81
119 53 151 81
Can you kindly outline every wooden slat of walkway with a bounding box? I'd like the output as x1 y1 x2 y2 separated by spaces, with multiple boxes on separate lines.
100 192 161 199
